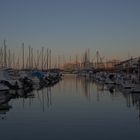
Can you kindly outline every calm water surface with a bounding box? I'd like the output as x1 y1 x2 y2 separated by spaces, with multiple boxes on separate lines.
0 74 140 140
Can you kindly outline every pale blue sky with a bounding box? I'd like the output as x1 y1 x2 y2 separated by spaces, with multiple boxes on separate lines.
0 0 140 60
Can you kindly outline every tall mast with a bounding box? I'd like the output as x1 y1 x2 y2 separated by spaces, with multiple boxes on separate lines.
49 49 51 69
28 45 31 69
62 55 65 69
12 52 15 69
22 43 24 69
8 48 11 68
76 54 78 70
138 57 140 83
42 47 44 70
4 40 7 68
96 50 99 69
58 55 60 69
0 47 3 67
31 47 33 69
46 48 49 70
37 49 39 69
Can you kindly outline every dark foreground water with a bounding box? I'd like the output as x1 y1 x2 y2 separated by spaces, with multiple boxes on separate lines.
0 74 140 140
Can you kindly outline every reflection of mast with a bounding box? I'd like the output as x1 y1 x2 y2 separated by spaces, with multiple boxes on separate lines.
37 88 52 111
138 101 140 118
49 87 52 106
96 84 100 102
46 87 52 107
129 94 140 118
126 94 131 108
81 77 90 100
22 97 25 108
37 89 45 112
42 89 45 112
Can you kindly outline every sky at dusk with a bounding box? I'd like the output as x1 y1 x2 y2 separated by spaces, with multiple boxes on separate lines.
0 0 140 60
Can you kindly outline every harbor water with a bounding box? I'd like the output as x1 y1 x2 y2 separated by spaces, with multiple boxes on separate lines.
0 74 140 140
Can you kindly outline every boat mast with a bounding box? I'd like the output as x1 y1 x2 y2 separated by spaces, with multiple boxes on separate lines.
31 47 33 69
22 43 24 69
47 48 49 70
138 57 140 84
96 50 99 69
0 46 3 67
4 40 7 68
8 48 11 68
76 54 78 71
36 49 39 69
58 55 60 69
12 52 15 69
28 45 31 69
49 49 51 69
41 47 44 71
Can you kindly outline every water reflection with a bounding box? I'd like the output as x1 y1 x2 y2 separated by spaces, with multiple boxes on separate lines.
1 74 140 120
0 103 12 120
63 75 140 119
36 87 52 111
0 91 12 120
76 76 91 99
1 74 140 140
132 94 140 118
122 93 140 118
